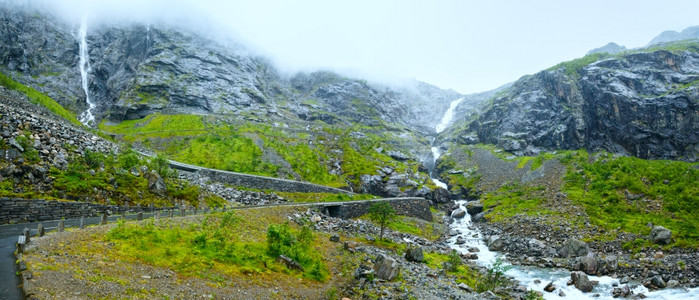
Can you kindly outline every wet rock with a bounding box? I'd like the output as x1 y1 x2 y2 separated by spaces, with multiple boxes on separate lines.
451 208 466 219
579 256 599 275
571 271 594 292
544 281 555 292
612 285 631 298
465 201 483 215
649 226 672 245
650 275 667 289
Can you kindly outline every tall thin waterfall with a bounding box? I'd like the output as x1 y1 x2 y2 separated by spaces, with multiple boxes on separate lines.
77 15 95 127
430 97 465 189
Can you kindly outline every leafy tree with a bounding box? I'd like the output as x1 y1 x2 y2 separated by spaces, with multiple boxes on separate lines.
368 202 396 240
149 153 173 178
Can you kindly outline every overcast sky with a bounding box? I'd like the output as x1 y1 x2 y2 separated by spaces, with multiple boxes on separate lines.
36 0 699 94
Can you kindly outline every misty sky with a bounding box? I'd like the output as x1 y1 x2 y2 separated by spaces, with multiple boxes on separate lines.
36 0 699 94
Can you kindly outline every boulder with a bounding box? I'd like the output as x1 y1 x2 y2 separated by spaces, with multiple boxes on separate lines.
451 208 466 219
650 275 667 289
374 254 400 280
144 171 167 197
612 285 631 298
487 235 504 251
559 238 589 258
579 256 598 275
353 264 375 279
649 226 672 245
571 271 594 292
472 212 486 222
405 247 424 263
544 281 555 292
465 201 483 215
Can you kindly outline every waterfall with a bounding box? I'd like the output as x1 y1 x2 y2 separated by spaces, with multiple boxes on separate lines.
77 15 95 127
430 97 465 189
435 97 464 133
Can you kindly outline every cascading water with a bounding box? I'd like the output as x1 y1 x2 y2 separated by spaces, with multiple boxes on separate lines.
448 201 698 299
430 99 695 299
77 15 95 127
430 97 465 189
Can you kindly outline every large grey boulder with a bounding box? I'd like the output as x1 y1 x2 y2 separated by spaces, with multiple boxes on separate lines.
374 254 400 280
649 226 672 245
487 235 504 251
451 208 466 219
559 239 589 258
144 171 167 197
579 256 598 275
465 201 483 215
571 271 594 292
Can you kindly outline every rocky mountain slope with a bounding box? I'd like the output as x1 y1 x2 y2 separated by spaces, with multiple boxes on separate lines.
447 44 699 162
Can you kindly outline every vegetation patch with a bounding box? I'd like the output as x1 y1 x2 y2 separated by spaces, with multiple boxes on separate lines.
106 210 330 282
0 72 81 126
564 152 699 248
276 192 376 203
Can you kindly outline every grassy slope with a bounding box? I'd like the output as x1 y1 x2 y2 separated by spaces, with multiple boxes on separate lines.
100 113 432 192
0 72 82 126
440 146 699 249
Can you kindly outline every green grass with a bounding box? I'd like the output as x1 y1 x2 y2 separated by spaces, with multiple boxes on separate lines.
99 113 207 138
106 211 329 281
424 252 478 288
564 152 699 248
481 184 558 222
0 72 81 126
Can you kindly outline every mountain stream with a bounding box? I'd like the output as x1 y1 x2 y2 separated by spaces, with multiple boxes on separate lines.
431 98 698 299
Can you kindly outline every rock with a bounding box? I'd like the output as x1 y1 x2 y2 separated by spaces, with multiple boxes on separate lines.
374 254 400 281
487 235 504 251
144 171 167 196
559 239 589 258
571 271 594 293
580 256 599 275
667 280 679 288
472 212 486 222
451 208 466 219
612 285 631 298
619 277 629 284
544 281 555 292
650 275 667 288
344 241 358 253
465 201 483 215
353 264 375 279
405 247 424 263
457 282 473 292
558 290 566 297
276 255 304 272
329 235 340 242
649 226 672 245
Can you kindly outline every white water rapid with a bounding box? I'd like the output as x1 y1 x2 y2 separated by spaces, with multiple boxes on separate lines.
77 15 95 127
448 201 698 299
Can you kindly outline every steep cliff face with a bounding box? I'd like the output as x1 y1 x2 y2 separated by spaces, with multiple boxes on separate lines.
459 47 699 161
0 5 462 134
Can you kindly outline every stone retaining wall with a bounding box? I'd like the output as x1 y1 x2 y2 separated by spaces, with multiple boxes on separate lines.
319 198 433 221
194 167 352 195
0 198 171 224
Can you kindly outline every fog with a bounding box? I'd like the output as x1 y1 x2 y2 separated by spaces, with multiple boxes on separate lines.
9 0 699 93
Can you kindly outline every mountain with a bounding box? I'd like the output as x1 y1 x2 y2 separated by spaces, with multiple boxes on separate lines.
447 43 699 162
586 42 627 55
647 25 699 46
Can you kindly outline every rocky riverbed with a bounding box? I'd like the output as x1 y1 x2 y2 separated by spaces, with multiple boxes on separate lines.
447 199 699 298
